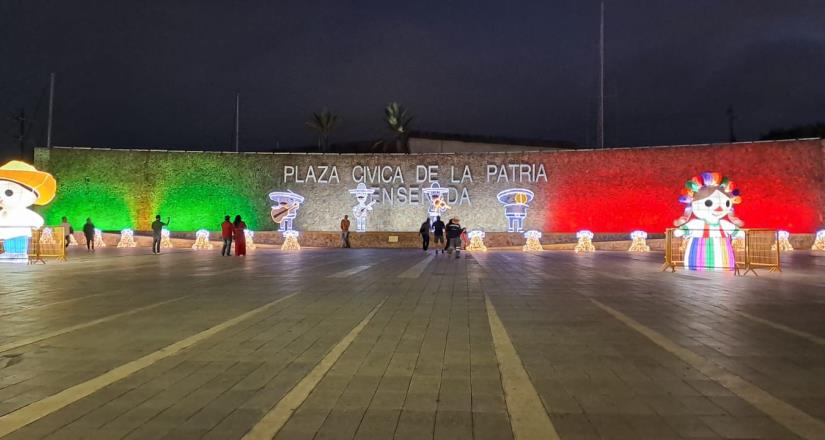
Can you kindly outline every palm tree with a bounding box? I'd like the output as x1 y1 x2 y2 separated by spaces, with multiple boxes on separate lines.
385 102 413 152
305 108 340 152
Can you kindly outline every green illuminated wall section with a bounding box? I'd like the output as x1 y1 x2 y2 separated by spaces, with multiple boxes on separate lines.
38 149 275 231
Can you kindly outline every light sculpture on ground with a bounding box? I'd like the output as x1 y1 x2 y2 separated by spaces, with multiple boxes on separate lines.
281 230 301 251
0 161 57 263
574 230 595 253
269 190 304 232
68 233 78 246
772 230 793 252
39 227 56 245
244 229 257 250
348 183 377 232
116 228 137 248
812 230 825 252
466 230 488 252
192 229 213 250
673 172 743 270
628 230 650 252
523 230 543 251
93 229 107 248
497 189 534 232
160 228 173 248
422 182 451 224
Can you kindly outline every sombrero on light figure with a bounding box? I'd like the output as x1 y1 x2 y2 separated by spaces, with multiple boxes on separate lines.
0 161 57 205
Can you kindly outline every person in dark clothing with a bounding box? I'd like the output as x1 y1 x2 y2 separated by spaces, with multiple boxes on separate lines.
445 217 465 259
151 215 170 254
419 218 431 251
220 215 233 256
82 218 95 252
431 216 445 254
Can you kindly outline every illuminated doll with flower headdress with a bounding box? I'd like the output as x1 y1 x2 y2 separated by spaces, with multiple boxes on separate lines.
673 172 743 270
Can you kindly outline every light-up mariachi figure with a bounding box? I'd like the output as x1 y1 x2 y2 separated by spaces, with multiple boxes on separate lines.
673 172 743 270
348 183 376 232
422 182 451 225
0 161 57 262
269 190 305 232
496 188 534 232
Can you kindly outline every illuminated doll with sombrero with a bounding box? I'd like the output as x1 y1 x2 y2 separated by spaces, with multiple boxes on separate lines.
673 172 743 270
0 161 57 262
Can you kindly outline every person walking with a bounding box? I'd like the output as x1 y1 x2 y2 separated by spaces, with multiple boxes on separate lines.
82 218 95 252
220 215 233 256
233 215 247 256
432 215 445 254
340 215 351 248
446 217 465 259
60 216 73 248
151 215 170 254
419 218 431 251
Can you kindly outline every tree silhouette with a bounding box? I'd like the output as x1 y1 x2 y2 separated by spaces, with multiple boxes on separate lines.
384 102 413 152
305 108 340 152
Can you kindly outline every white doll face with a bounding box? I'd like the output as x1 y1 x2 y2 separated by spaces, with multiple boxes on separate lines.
691 189 733 223
0 180 37 211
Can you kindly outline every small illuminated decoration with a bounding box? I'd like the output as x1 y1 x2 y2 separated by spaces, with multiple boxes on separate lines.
116 228 137 248
68 234 78 246
39 227 56 245
0 161 57 262
192 229 213 250
422 182 451 224
628 230 650 253
160 228 173 248
348 183 377 232
812 230 825 252
94 229 107 248
575 230 595 253
673 172 743 270
523 230 543 251
244 229 257 250
497 189 534 232
772 230 794 252
466 230 488 252
281 229 301 251
269 190 305 232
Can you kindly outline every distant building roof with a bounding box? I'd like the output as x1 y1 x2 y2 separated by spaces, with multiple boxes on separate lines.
409 131 577 150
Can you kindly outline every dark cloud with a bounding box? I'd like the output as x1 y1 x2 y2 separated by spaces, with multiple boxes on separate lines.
1 0 823 161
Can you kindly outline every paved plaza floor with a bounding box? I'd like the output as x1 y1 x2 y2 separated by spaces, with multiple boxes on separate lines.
0 247 824 439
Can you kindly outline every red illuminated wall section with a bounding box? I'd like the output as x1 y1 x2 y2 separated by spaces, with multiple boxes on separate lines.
544 140 825 233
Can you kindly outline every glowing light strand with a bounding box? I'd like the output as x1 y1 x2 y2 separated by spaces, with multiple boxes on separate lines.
281 230 301 251
574 230 595 253
772 230 793 252
466 230 488 252
244 229 257 250
116 228 137 248
812 230 825 252
160 228 173 248
192 229 213 250
628 230 650 252
522 230 543 251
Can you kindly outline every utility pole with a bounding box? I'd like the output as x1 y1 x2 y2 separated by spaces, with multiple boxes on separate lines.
46 72 55 148
14 108 29 159
726 105 737 143
234 92 240 153
597 1 605 149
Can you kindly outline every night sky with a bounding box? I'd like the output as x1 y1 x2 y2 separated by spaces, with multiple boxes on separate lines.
1 0 823 161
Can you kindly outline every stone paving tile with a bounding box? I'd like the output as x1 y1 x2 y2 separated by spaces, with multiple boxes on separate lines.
1 249 825 439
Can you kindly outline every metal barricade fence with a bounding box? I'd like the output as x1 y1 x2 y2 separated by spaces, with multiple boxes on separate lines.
0 226 66 264
663 228 779 275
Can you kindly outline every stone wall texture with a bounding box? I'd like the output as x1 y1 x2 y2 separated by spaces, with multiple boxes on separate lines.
35 139 825 236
